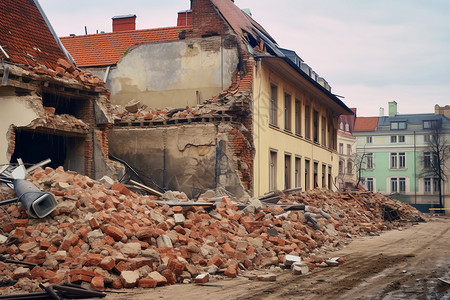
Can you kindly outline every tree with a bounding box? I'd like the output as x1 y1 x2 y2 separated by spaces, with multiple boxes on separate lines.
420 126 450 208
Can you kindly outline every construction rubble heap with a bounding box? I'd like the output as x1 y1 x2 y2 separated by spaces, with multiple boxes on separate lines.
0 167 424 295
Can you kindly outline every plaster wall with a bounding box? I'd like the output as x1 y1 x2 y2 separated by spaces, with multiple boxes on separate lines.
253 62 338 196
107 37 239 108
108 123 246 198
0 95 39 163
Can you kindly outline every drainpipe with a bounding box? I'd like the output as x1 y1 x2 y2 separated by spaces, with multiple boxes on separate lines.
103 65 111 83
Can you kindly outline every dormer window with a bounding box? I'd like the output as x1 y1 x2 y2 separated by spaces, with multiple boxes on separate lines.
423 120 440 129
390 121 406 130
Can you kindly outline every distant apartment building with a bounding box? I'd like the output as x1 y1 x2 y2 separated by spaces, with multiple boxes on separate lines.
337 108 357 190
353 101 450 212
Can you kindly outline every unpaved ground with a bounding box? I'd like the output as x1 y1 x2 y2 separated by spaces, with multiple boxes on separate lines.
105 217 450 300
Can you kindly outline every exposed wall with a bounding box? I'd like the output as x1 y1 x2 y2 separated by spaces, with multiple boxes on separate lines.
107 37 239 108
108 122 247 199
0 95 39 163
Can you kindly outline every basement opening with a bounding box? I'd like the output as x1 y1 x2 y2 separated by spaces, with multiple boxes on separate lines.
11 129 86 174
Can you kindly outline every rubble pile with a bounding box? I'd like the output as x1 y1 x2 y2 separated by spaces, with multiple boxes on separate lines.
32 58 106 88
0 167 424 294
111 90 250 123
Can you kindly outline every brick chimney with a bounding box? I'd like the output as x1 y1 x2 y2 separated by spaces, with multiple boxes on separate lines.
112 14 136 32
177 10 192 26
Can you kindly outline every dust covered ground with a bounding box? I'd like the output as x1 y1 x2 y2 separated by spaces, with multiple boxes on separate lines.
106 217 450 300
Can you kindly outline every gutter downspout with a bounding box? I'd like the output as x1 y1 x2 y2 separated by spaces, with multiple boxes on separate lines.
33 0 77 66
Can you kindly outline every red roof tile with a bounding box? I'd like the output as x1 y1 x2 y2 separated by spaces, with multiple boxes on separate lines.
60 26 191 67
338 130 355 139
0 0 69 70
354 117 379 132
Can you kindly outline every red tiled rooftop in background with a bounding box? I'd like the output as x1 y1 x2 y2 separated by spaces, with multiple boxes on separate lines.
60 26 192 67
0 0 69 70
354 117 379 132
337 130 355 139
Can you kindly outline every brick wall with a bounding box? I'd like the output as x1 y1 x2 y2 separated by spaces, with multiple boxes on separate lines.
229 127 253 192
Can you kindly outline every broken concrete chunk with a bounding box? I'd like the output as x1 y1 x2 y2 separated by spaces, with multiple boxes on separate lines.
99 175 115 189
325 257 340 267
194 273 210 283
156 235 173 248
174 213 186 225
125 99 141 113
256 273 277 282
291 262 310 275
283 254 301 267
120 270 139 288
249 198 263 211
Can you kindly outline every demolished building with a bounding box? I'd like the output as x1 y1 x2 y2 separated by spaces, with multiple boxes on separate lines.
61 0 353 198
0 0 116 179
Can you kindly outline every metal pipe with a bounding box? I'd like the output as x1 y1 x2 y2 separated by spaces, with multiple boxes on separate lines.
0 45 9 59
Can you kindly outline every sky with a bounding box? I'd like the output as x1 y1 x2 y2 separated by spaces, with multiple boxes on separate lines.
38 0 450 117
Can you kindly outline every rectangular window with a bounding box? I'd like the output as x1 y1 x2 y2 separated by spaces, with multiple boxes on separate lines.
391 178 398 193
269 151 277 191
390 153 405 169
339 143 344 154
270 85 278 126
314 162 318 188
424 178 431 193
347 160 353 174
391 177 406 193
339 160 343 174
423 120 440 129
433 178 439 193
366 153 374 169
391 152 398 168
328 166 332 191
347 144 351 155
424 135 430 142
367 178 374 192
295 99 301 135
322 116 326 146
322 164 326 188
305 105 311 139
391 136 397 143
366 136 373 144
284 154 291 190
399 152 406 168
313 110 319 143
304 159 310 190
399 135 405 143
284 93 291 131
399 177 406 193
295 157 301 188
391 121 406 130
424 152 431 168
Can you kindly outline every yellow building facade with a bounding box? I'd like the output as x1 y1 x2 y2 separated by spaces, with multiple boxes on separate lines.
253 58 349 196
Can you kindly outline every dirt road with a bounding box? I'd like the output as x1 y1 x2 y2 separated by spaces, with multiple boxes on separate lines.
106 217 450 300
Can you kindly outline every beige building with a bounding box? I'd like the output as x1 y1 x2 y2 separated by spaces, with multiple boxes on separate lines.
61 0 353 198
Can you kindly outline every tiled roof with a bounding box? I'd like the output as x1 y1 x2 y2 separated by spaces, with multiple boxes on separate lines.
60 26 191 67
338 130 355 139
354 117 379 132
0 0 69 70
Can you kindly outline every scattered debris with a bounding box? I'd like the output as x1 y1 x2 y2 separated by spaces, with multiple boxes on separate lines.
0 166 425 296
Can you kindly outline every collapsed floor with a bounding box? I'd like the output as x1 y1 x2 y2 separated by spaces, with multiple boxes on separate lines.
0 167 424 295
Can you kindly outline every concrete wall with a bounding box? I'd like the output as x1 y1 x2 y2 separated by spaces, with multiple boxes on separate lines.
0 94 39 163
108 122 246 199
107 37 239 108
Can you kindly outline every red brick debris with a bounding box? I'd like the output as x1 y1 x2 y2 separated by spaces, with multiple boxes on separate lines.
0 167 423 294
